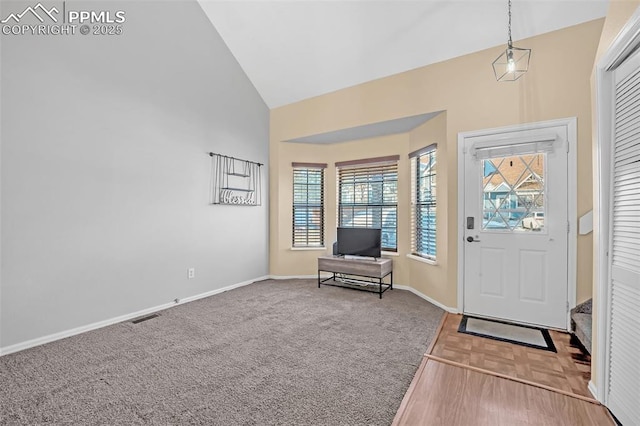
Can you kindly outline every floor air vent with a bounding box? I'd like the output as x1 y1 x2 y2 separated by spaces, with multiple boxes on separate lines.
131 314 159 324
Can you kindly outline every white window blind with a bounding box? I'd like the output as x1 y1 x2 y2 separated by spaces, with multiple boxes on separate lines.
292 163 326 247
410 144 437 259
471 136 557 160
336 156 399 251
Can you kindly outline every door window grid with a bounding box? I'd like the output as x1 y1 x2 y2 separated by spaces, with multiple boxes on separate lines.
482 154 546 232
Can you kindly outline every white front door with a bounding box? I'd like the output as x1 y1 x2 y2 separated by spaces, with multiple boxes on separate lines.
461 123 570 329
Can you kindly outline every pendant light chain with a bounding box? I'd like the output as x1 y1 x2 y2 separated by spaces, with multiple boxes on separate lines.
492 0 531 81
507 0 512 48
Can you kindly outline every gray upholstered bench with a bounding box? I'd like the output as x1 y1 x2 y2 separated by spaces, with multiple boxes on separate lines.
570 299 592 354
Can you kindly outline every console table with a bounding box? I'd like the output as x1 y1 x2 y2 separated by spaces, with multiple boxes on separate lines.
317 256 393 299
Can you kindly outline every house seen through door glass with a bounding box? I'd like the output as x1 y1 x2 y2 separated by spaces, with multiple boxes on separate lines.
482 154 546 232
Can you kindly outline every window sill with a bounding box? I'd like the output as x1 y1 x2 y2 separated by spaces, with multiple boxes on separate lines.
407 254 438 266
382 251 399 257
290 246 327 251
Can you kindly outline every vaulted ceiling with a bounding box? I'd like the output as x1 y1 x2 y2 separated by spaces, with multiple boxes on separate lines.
199 1 609 109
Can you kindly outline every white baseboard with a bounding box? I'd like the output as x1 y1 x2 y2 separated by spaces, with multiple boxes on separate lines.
178 275 270 304
394 285 458 313
0 275 269 357
269 274 320 280
0 276 454 357
588 380 599 402
268 275 457 313
270 274 337 280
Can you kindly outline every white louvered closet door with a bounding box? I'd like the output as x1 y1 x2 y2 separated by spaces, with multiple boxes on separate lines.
609 49 640 426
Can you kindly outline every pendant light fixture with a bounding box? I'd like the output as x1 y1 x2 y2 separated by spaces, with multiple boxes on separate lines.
492 0 531 81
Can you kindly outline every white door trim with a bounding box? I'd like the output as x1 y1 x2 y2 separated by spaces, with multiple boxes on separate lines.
593 5 640 405
457 118 578 329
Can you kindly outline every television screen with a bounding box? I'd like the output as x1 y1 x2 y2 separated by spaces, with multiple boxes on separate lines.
336 227 382 258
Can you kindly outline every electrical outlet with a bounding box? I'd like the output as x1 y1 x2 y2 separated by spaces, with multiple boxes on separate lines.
187 268 195 279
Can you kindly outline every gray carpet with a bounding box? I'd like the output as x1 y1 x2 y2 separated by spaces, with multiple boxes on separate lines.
0 279 444 425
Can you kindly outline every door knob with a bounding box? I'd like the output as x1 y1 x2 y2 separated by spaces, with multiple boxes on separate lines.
466 236 481 243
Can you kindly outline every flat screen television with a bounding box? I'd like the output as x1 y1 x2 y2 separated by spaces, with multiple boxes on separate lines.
336 227 382 259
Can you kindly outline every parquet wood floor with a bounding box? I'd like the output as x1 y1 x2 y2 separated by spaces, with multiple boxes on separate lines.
430 313 593 398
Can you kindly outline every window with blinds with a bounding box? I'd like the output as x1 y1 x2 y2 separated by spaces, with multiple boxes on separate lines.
292 163 326 247
410 145 437 259
336 156 399 252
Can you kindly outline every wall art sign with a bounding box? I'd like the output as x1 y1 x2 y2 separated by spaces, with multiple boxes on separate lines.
209 152 262 206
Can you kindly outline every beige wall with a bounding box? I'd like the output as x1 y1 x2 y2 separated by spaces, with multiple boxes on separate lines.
407 113 449 304
270 19 604 310
590 0 640 392
271 133 410 281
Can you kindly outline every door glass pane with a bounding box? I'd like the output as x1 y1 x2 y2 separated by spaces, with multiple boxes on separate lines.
481 154 545 232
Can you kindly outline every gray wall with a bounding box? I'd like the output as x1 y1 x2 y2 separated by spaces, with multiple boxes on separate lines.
0 1 269 350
